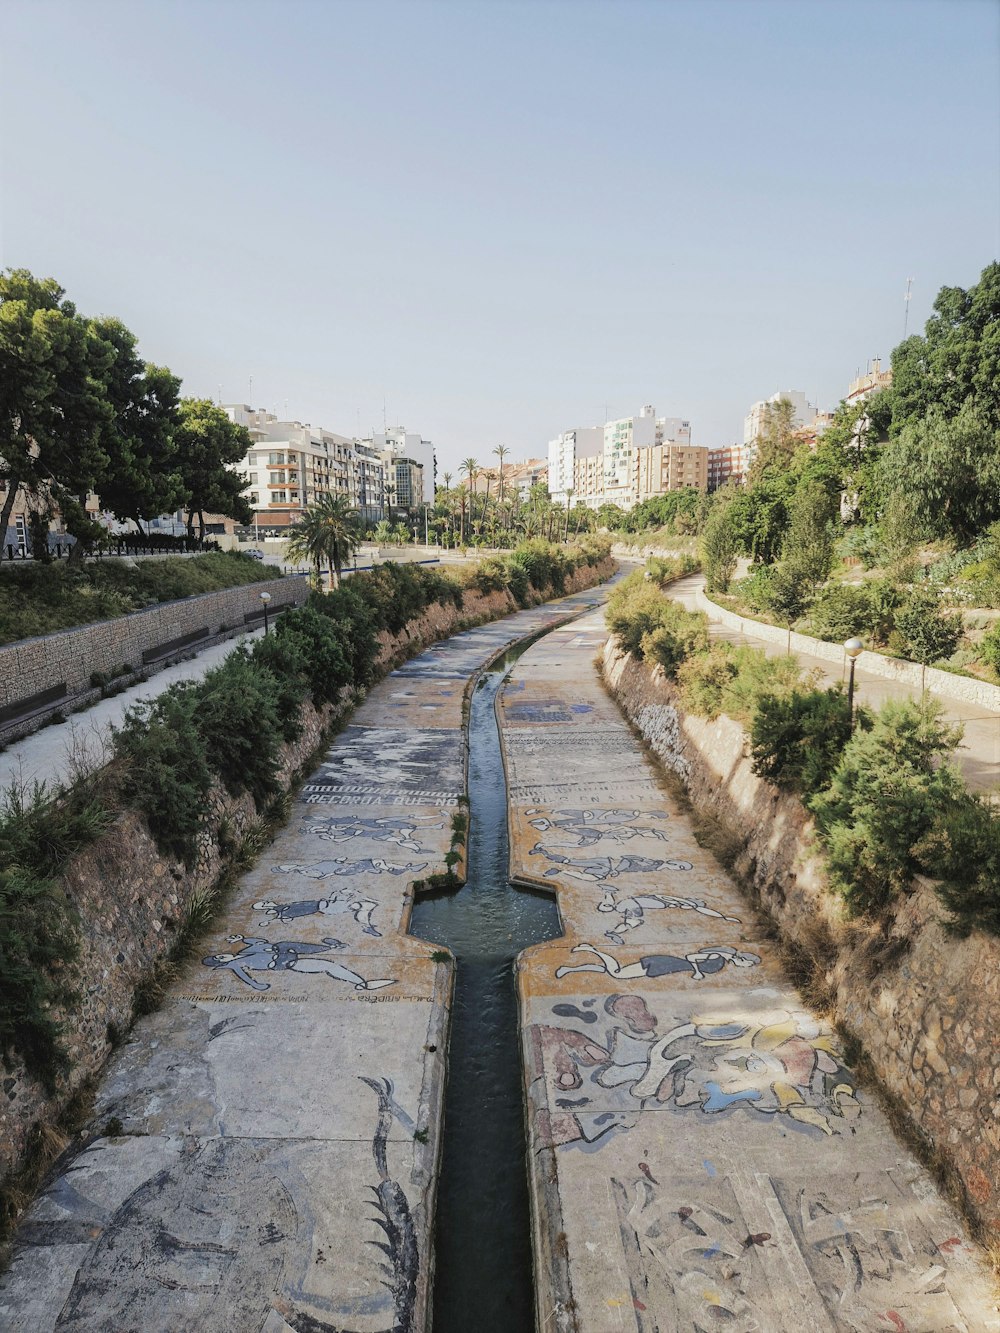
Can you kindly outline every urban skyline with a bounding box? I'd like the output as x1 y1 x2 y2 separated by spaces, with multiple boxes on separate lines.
3 0 996 473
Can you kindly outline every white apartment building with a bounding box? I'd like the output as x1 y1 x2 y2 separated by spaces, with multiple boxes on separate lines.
603 406 657 508
362 428 436 506
548 427 603 505
743 390 820 447
224 405 383 530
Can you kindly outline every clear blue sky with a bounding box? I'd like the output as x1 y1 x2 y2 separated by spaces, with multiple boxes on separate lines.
3 0 998 472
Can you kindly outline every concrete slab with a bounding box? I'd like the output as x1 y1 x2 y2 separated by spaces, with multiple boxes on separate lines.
504 605 999 1332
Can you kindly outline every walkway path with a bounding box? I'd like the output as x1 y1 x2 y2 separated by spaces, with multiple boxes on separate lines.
0 585 605 1332
0 628 266 795
503 607 997 1331
668 571 1000 793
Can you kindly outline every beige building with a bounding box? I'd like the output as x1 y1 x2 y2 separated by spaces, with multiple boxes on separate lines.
634 443 708 499
846 357 892 406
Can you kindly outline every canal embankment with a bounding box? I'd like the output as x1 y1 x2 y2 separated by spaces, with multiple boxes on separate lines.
603 634 1000 1243
502 606 997 1332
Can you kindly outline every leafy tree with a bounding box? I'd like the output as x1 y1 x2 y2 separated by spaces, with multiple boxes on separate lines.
746 398 797 485
173 397 252 539
89 319 183 539
701 490 740 592
0 270 111 550
782 478 836 588
872 402 1000 545
891 587 964 664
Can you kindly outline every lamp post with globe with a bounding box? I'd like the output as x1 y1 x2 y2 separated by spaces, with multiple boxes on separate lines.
260 590 272 636
844 637 863 731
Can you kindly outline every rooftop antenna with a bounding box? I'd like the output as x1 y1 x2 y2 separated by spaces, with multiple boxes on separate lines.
248 374 253 406
903 277 914 339
217 384 222 405
284 399 288 418
383 396 387 433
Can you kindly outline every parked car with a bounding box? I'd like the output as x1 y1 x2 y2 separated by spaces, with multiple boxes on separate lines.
244 548 265 560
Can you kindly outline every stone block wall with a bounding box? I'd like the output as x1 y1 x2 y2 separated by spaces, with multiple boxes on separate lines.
602 638 1000 1238
0 575 307 735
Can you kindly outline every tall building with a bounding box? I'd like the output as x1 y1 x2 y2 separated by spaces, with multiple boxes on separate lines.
635 443 708 500
361 428 436 506
548 427 603 505
743 390 821 447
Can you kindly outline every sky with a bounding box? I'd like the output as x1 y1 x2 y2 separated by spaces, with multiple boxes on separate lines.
3 0 998 473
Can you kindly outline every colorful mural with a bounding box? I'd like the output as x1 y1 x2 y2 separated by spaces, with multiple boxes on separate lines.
202 936 396 993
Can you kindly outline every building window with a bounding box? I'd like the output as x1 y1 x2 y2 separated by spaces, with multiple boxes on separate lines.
268 452 285 466
272 491 287 503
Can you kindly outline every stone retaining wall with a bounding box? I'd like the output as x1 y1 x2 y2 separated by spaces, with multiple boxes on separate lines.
602 638 1000 1237
0 558 613 1188
0 576 307 739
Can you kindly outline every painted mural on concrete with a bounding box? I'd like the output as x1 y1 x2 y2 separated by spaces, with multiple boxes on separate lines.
554 942 760 982
530 994 861 1149
300 812 448 852
597 891 740 944
528 846 694 883
526 807 671 846
252 891 382 936
202 936 396 993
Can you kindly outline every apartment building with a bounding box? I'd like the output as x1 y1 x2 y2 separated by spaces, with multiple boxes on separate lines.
708 444 751 491
635 442 708 499
224 405 383 530
846 356 892 406
548 427 603 505
743 390 821 447
361 428 436 506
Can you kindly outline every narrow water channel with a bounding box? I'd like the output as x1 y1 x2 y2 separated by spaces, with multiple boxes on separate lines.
409 641 562 1332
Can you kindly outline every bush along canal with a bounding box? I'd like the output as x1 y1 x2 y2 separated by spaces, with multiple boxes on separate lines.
410 640 562 1332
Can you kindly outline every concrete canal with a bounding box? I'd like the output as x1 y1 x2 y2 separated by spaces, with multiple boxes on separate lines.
410 642 562 1332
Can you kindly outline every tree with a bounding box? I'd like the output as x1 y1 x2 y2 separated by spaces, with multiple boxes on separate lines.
284 493 359 589
460 457 479 542
701 490 739 592
782 478 836 589
873 401 1000 545
172 397 252 538
0 270 110 551
746 399 797 485
88 318 183 539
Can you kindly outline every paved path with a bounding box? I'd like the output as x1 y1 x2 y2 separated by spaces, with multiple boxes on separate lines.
0 585 606 1333
0 628 268 796
503 607 997 1331
667 571 1000 793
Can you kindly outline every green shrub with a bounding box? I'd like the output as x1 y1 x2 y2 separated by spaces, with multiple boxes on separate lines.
718 647 803 725
607 576 709 663
0 867 79 1089
676 644 738 718
892 587 964 664
750 687 853 794
646 553 699 586
980 621 1000 675
639 607 709 677
701 503 739 593
114 684 213 865
196 655 285 807
808 580 901 645
808 698 966 915
270 604 352 707
250 632 310 739
927 796 1000 936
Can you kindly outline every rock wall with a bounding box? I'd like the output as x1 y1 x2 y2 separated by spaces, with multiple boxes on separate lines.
602 637 1000 1238
0 575 307 741
0 559 613 1184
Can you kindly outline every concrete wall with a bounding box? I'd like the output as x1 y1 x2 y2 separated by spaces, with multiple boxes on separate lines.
602 638 1000 1238
0 575 308 739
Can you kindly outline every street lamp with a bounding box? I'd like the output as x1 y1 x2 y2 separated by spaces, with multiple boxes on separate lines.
260 590 272 636
844 637 863 730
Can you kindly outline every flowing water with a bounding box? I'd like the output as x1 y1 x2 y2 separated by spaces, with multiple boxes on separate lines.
409 643 562 1331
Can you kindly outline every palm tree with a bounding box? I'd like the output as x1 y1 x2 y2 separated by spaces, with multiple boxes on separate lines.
384 483 396 526
564 487 575 542
493 444 509 507
284 493 360 590
460 457 479 544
